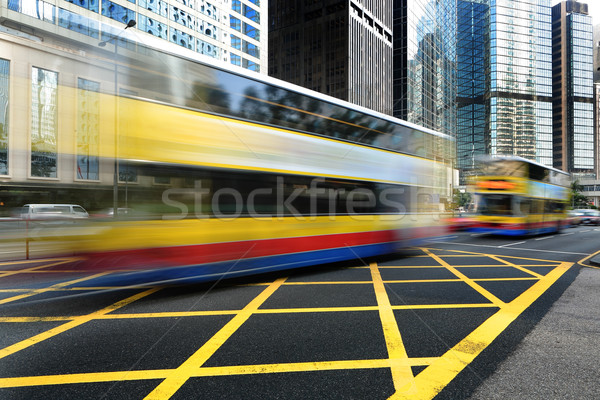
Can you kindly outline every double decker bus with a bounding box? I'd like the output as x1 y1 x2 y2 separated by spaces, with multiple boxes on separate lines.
0 14 453 282
470 157 570 236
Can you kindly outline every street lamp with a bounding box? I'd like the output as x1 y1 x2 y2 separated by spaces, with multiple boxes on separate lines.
99 20 136 217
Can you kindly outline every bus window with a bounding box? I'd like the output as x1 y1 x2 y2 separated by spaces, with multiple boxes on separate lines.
516 197 531 215
479 194 514 216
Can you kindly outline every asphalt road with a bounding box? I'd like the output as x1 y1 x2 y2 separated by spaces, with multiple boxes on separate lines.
0 224 598 399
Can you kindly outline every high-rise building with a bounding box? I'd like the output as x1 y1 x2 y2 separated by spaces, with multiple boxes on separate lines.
268 1 393 115
392 0 457 136
455 0 555 183
2 0 267 73
456 0 488 181
552 0 594 178
490 0 554 166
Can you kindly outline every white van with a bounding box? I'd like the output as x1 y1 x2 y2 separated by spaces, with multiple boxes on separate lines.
20 204 89 221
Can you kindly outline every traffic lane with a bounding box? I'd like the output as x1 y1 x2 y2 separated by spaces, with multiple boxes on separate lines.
441 225 599 262
0 246 575 399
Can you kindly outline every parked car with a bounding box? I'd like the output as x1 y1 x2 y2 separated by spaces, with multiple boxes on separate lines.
578 209 600 225
20 204 89 222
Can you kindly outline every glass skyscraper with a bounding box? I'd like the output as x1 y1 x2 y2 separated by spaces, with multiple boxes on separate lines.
552 1 594 178
393 0 457 136
456 0 488 180
456 0 554 183
489 0 553 165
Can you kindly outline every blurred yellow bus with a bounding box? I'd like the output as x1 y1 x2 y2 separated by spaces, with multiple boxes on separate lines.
470 157 570 236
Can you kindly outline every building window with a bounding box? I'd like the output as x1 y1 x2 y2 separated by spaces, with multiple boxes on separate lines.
231 53 241 66
170 27 194 50
231 34 241 50
243 22 259 40
231 0 241 13
9 0 55 22
139 0 168 18
101 1 135 25
119 162 137 183
138 15 168 39
58 8 99 38
65 0 99 13
31 67 58 178
243 41 259 58
0 59 8 175
230 16 241 31
243 4 259 23
243 58 259 72
76 78 100 180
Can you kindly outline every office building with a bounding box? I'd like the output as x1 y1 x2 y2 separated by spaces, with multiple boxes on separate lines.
456 0 488 181
268 0 393 115
392 0 457 136
552 0 594 178
455 0 555 184
3 0 267 73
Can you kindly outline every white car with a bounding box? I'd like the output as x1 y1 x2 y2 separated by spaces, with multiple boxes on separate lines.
20 204 89 222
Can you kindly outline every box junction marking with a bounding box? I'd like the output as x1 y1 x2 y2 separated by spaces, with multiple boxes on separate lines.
0 249 572 399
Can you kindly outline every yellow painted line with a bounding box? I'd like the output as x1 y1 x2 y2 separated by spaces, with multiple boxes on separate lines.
484 255 543 279
0 258 79 267
0 287 160 360
392 261 572 399
577 249 600 270
0 303 499 323
473 277 538 282
0 369 173 388
0 357 440 389
0 272 112 305
420 248 504 307
0 259 78 278
424 247 565 264
369 263 416 395
144 278 286 400
392 303 496 310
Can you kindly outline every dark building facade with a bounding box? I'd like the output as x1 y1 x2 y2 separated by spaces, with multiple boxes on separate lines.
456 0 488 181
268 0 393 115
552 1 594 178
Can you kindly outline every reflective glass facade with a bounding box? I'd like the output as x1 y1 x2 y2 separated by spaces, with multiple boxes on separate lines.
31 67 58 178
456 0 488 180
552 1 594 177
393 0 457 136
489 0 553 166
6 0 266 73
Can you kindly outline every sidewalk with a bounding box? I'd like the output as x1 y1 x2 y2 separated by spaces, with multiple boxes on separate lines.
469 263 600 399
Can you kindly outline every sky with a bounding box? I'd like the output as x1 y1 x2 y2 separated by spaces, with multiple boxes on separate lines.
551 0 600 24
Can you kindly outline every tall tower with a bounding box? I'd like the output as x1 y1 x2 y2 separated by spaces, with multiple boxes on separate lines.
552 0 594 178
489 0 553 165
456 0 488 183
392 0 457 136
268 1 393 115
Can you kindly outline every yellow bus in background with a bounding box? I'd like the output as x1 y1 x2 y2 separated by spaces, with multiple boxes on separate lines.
470 157 570 236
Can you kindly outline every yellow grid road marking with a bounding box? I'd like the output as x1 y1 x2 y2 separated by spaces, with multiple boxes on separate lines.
420 248 505 307
0 357 439 388
0 259 78 278
0 272 111 305
0 287 160 360
144 277 286 399
392 261 572 400
0 248 575 399
369 263 416 395
484 255 544 278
